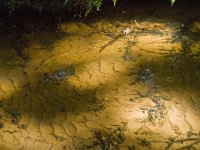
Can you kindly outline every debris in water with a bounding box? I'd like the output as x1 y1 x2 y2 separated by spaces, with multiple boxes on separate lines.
44 66 75 81
121 27 131 35
138 67 153 82
93 123 127 149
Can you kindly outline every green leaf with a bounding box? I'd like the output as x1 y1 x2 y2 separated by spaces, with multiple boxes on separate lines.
64 0 69 5
112 0 117 7
170 0 176 6
85 9 90 16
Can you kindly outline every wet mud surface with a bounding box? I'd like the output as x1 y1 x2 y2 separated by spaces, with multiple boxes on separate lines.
0 5 200 150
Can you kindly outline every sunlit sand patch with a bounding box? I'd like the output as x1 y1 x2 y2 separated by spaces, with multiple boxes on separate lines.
57 22 94 34
0 77 17 100
137 35 182 54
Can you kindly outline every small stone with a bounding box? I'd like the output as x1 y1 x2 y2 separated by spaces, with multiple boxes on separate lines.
60 107 66 112
11 118 19 124
20 124 27 129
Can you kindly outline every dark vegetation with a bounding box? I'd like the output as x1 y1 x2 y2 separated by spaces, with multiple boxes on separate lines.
0 0 199 35
1 0 200 16
0 0 176 16
0 0 176 21
0 0 174 17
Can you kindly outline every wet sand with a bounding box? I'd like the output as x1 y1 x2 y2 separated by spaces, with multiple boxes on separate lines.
0 5 200 150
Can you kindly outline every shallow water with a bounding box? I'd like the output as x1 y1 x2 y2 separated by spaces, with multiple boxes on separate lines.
0 6 200 150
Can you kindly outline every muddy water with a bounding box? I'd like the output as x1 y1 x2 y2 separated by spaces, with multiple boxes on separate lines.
0 7 200 150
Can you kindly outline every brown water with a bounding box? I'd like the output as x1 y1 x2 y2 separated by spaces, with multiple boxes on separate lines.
0 6 200 150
